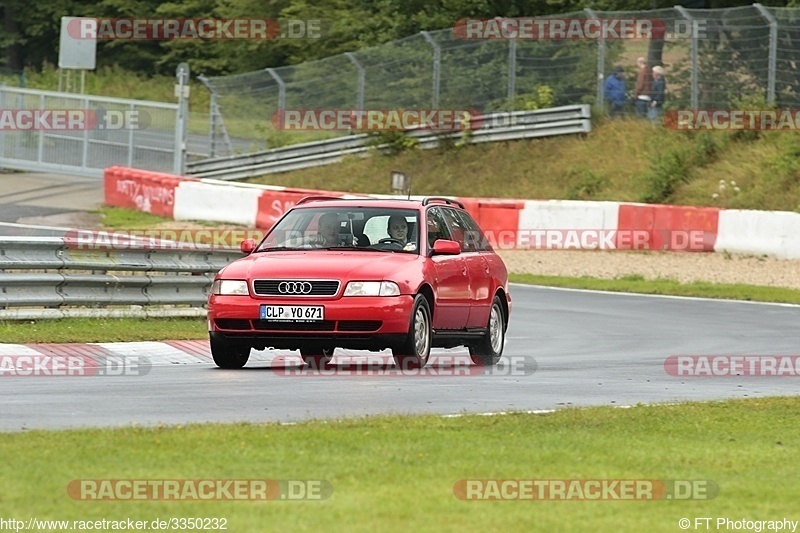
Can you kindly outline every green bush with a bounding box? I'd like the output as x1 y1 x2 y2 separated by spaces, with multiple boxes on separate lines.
365 130 419 155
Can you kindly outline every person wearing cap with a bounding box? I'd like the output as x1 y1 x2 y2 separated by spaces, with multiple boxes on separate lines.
649 66 666 124
634 57 653 118
604 66 627 118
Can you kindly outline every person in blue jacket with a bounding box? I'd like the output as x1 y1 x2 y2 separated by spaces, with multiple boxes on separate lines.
604 66 627 118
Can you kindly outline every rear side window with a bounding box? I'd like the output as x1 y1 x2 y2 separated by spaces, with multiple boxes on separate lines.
425 207 451 248
442 208 492 252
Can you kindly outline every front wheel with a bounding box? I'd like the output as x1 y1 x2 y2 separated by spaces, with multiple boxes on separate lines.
210 335 251 369
392 295 432 369
469 295 506 366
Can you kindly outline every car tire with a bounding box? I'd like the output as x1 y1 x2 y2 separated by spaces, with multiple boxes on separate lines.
469 295 505 366
299 346 335 368
210 335 251 369
392 294 432 369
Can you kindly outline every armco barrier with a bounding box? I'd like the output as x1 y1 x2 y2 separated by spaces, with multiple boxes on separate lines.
715 209 800 259
617 204 719 252
185 106 592 181
0 235 245 319
103 167 800 258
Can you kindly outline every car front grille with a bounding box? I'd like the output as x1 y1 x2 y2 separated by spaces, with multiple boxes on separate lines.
253 320 337 332
252 279 340 297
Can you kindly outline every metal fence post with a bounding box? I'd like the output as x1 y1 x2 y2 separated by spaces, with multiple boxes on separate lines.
37 93 45 164
127 102 135 167
174 62 190 175
345 52 366 110
586 9 605 107
420 31 441 109
508 38 517 107
754 3 778 105
675 6 698 109
0 86 5 158
266 68 286 112
209 90 218 157
81 96 89 171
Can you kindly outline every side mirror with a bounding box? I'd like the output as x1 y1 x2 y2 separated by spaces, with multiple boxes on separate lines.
240 238 256 254
432 239 461 255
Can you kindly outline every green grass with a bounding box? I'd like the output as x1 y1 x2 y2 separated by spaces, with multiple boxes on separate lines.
1 397 798 531
93 206 242 230
510 274 800 304
0 318 207 344
93 206 174 229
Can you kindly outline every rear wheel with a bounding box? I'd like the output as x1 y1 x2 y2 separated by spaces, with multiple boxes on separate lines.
210 335 251 369
469 295 505 366
299 346 335 368
392 295 432 369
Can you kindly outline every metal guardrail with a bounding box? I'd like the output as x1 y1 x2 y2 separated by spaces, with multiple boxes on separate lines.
0 237 244 320
186 106 591 181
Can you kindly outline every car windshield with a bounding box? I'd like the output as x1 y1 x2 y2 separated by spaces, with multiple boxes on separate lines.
256 207 421 254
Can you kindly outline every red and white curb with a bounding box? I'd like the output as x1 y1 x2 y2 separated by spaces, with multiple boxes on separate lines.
0 342 468 367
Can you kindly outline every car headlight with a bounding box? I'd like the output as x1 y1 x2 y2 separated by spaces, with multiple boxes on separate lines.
343 281 400 297
211 279 249 296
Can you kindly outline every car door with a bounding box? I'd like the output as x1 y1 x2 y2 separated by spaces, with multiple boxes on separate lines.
443 207 494 329
426 207 469 330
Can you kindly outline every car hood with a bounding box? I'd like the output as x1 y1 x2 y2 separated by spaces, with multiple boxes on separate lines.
219 250 419 280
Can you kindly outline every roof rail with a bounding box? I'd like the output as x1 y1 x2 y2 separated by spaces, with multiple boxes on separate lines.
296 195 343 205
421 197 466 209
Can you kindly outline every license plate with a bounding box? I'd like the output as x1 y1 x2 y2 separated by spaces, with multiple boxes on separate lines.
260 305 324 322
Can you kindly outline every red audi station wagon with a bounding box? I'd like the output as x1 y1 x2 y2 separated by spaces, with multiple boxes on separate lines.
208 197 511 369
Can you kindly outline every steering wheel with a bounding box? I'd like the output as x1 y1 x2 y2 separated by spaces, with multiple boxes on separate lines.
378 238 405 247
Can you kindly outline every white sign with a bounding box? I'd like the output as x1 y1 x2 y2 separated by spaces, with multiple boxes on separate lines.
59 17 97 70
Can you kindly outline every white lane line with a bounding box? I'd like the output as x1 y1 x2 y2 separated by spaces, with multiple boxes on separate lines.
510 282 800 307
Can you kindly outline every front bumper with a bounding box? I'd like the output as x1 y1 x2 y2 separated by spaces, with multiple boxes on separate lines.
208 294 414 349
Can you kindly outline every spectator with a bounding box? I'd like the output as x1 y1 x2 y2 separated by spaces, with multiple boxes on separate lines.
649 66 666 124
634 57 653 118
604 66 626 118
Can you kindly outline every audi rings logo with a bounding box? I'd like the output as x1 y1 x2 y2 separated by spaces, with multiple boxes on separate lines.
278 281 313 294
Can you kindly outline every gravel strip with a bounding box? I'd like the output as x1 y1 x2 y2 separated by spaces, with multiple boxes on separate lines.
499 250 800 290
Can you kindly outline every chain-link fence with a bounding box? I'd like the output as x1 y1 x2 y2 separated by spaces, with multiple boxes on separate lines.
0 86 180 177
200 4 800 156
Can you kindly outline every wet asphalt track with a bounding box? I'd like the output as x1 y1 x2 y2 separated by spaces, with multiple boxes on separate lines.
2 283 799 432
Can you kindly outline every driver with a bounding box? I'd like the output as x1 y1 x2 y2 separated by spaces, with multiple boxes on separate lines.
282 212 350 247
314 212 340 245
387 215 410 245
